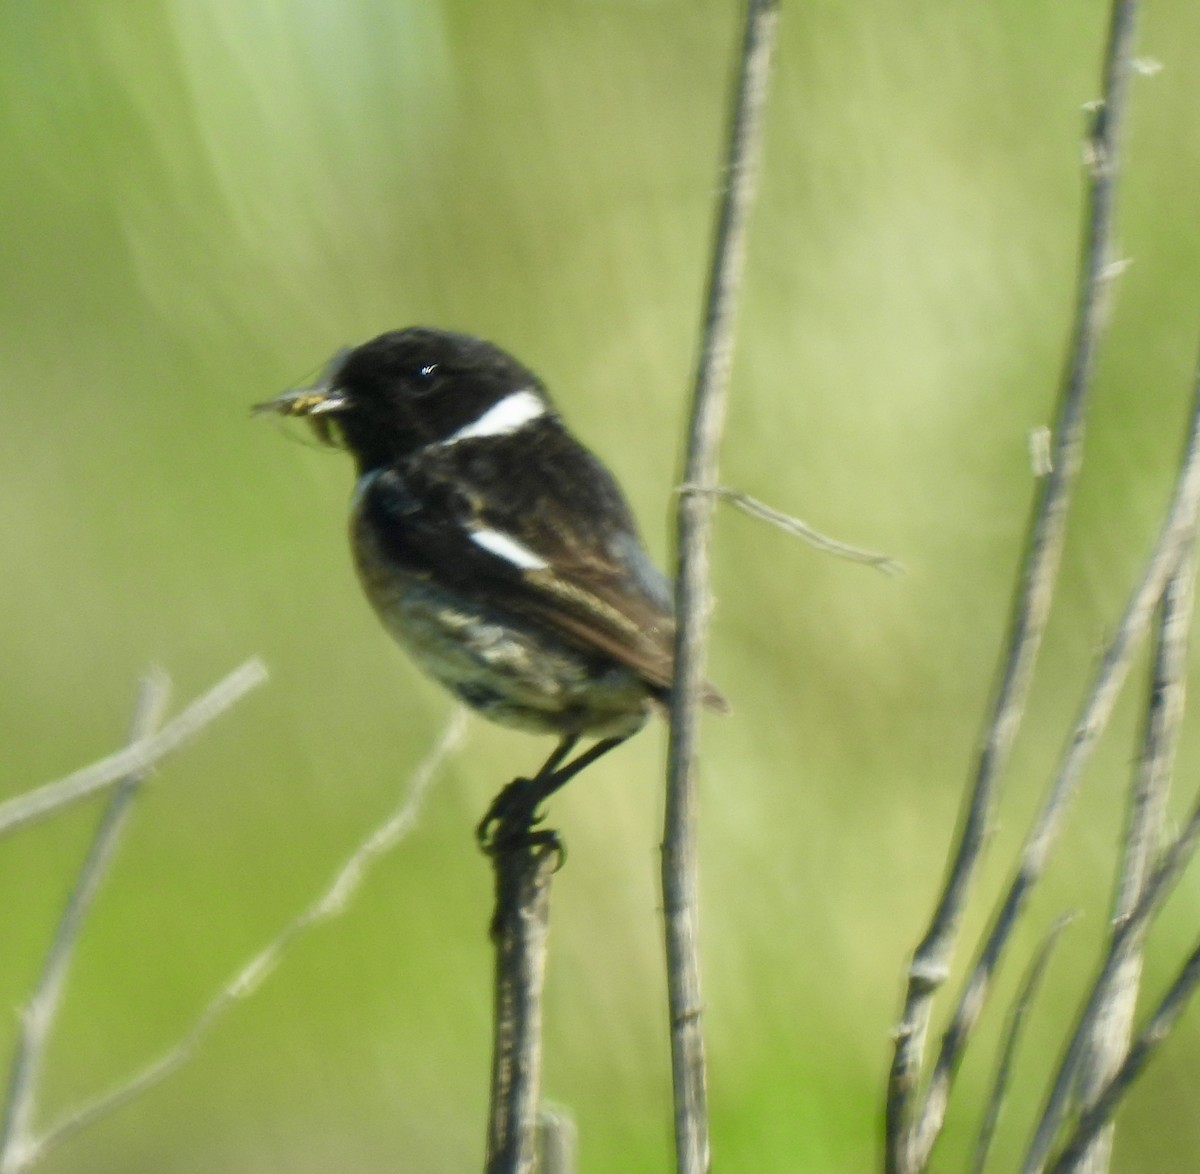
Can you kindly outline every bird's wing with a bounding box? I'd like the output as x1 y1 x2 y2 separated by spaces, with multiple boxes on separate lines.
360 449 727 712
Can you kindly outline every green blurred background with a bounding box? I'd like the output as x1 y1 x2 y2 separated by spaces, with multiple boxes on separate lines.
3 2 1200 1170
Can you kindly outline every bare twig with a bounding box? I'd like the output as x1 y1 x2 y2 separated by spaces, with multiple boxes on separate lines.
682 484 902 574
0 674 171 1174
0 658 268 840
664 3 779 1172
1072 539 1196 1172
885 2 1140 1168
972 915 1074 1174
484 839 559 1174
1024 846 1200 1173
19 710 466 1170
913 350 1200 1169
1023 644 1200 1174
1049 938 1200 1173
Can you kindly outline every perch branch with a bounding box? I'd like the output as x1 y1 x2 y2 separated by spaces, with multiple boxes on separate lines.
485 839 560 1174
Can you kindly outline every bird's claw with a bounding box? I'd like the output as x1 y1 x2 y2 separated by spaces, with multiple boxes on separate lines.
476 776 538 848
476 777 565 866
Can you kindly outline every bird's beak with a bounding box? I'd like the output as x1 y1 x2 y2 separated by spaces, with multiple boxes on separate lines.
253 349 353 444
252 385 350 419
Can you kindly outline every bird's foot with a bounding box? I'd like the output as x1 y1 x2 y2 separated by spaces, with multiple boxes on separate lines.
476 776 564 863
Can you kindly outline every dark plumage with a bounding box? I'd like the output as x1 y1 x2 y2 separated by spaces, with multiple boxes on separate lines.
258 327 726 829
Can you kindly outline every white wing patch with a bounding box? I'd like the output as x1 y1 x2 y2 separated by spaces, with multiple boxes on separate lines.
443 389 545 444
470 528 548 571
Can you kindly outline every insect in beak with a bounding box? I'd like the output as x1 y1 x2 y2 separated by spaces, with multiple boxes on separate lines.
253 355 352 446
254 387 349 446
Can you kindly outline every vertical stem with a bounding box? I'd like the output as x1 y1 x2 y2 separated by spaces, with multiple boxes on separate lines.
1049 938 1200 1173
1017 345 1200 1173
663 2 779 1172
1074 542 1196 1173
0 673 171 1173
885 1 1140 1167
971 916 1073 1174
485 842 558 1174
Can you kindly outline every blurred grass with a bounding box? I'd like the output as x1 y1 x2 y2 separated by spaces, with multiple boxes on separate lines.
2 1 1200 1171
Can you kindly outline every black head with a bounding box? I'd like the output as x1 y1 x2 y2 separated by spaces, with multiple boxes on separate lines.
258 327 557 472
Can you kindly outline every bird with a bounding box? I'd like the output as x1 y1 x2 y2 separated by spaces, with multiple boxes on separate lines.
256 327 728 846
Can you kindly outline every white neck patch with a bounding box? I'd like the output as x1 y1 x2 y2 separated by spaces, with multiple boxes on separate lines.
442 389 545 445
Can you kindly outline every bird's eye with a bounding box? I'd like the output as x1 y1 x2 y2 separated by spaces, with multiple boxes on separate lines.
418 363 438 379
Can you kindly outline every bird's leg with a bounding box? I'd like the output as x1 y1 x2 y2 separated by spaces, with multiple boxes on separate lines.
476 736 578 849
534 735 629 803
476 734 631 853
532 736 580 784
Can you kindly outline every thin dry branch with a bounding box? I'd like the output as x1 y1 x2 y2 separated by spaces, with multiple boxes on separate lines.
885 2 1140 1168
1073 538 1196 1172
1048 938 1200 1173
1023 648 1200 1174
664 2 779 1171
912 353 1200 1168
0 674 171 1174
687 485 902 574
971 915 1074 1174
485 839 559 1174
0 658 268 840
19 709 466 1171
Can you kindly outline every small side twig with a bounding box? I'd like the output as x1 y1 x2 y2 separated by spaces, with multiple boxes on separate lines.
681 485 902 573
537 1104 578 1174
1072 538 1196 1172
19 709 466 1170
971 915 1074 1174
0 658 268 840
485 837 559 1174
912 344 1200 1169
664 3 779 1172
0 673 172 1174
886 2 1140 1167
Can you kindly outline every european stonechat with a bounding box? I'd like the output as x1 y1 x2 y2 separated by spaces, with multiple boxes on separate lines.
257 328 727 842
